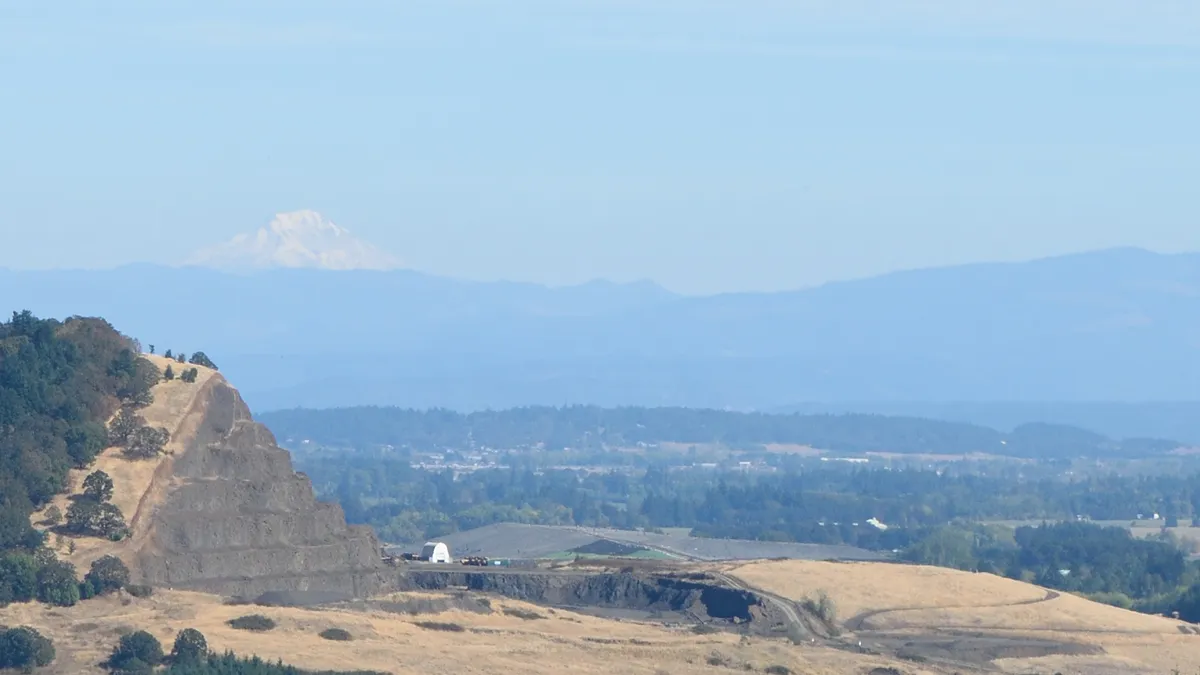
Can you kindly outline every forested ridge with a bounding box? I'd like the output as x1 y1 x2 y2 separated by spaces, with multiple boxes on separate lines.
263 406 1179 459
0 311 157 552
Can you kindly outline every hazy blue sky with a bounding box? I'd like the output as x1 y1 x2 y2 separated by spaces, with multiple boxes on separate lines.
3 1 1199 294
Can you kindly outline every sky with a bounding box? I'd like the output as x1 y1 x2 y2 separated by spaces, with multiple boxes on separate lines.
2 1 1199 294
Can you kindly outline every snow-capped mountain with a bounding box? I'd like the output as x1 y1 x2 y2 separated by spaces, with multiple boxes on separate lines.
185 210 402 271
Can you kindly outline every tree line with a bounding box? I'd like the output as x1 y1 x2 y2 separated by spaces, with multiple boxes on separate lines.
262 405 1178 459
296 452 1200 547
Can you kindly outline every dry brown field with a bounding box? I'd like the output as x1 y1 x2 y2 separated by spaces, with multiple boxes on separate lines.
731 559 1200 675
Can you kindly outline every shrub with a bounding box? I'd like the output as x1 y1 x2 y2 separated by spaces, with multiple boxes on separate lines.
226 615 276 632
171 628 208 663
0 626 55 671
125 584 153 598
502 607 545 620
108 630 163 672
319 628 353 641
188 352 218 370
42 506 62 527
414 621 464 632
705 651 732 667
764 667 791 675
802 590 837 625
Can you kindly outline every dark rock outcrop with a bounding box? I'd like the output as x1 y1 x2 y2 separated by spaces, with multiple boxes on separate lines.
403 570 766 624
133 377 387 598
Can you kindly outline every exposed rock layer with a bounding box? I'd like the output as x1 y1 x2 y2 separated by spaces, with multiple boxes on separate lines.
134 377 387 598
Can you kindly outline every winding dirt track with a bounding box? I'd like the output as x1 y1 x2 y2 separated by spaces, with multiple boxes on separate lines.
843 589 1062 632
709 571 807 633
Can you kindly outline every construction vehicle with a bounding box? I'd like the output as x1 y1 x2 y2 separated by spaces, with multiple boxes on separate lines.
460 556 489 567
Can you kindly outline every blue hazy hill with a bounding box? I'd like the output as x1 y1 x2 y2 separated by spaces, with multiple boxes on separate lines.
3 247 1199 437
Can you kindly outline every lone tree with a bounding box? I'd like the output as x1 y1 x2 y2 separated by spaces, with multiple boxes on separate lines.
84 555 130 596
171 628 208 664
82 470 114 503
108 408 146 447
124 426 169 459
163 364 175 381
163 349 173 359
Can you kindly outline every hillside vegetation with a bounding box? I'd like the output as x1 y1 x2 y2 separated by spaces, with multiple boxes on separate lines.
0 311 155 552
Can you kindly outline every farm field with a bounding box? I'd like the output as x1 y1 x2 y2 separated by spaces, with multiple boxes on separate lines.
427 523 887 562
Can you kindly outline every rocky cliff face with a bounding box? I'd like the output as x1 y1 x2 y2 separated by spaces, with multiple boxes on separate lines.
132 377 386 598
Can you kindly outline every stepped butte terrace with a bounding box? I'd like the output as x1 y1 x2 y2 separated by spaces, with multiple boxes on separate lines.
7 356 1200 674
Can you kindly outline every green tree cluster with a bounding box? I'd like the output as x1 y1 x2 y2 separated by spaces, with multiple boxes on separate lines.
66 470 127 540
0 311 146 552
102 628 385 675
0 626 55 672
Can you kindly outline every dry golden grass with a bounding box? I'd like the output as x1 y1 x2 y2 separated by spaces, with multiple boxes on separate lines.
0 589 930 675
31 355 218 570
732 560 1047 618
731 560 1200 675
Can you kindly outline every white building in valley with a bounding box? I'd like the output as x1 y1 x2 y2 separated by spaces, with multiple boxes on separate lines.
421 541 452 564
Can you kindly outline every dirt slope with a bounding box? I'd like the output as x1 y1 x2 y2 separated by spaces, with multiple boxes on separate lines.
33 355 220 570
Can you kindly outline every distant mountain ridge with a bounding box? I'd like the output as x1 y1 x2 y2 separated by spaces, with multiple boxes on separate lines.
260 405 1182 459
4 247 1199 428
